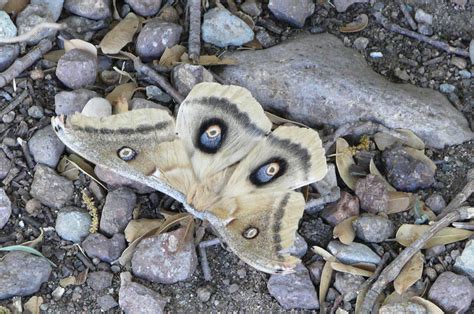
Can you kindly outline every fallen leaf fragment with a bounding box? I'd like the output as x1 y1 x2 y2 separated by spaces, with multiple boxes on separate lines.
333 216 357 244
394 252 424 294
22 228 44 248
340 14 369 33
374 129 425 151
264 111 310 129
106 82 137 104
100 12 140 54
59 269 89 288
410 296 444 314
388 191 412 214
159 45 186 67
24 296 43 314
63 39 97 58
43 50 65 63
124 219 166 243
336 137 358 190
330 261 374 277
369 158 396 191
3 0 28 14
396 224 473 248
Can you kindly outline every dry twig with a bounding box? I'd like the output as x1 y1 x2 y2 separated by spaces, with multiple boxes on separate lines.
187 0 201 62
0 89 28 116
0 22 65 44
397 1 417 31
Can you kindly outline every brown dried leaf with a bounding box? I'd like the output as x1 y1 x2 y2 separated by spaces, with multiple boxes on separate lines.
63 39 97 58
369 158 396 192
264 111 310 129
100 13 140 54
159 45 186 67
330 261 374 277
394 252 424 294
320 261 333 312
339 14 369 33
24 296 43 314
410 296 444 314
59 269 89 288
43 49 65 63
311 246 336 262
388 191 412 214
113 95 129 114
106 82 137 104
336 137 357 190
3 0 28 14
58 154 106 189
374 129 425 151
333 216 357 244
124 219 165 243
396 224 473 248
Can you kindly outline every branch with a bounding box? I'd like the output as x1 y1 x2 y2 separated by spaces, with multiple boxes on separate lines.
0 22 65 44
397 1 417 31
187 0 201 62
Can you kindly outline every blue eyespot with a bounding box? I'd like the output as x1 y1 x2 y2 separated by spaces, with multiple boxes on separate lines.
250 159 287 186
197 118 227 154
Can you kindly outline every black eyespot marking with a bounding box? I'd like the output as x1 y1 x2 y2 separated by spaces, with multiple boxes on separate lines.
117 146 137 161
196 118 227 154
242 227 259 239
249 158 288 186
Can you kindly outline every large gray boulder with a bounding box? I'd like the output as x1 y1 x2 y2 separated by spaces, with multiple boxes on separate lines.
217 33 473 149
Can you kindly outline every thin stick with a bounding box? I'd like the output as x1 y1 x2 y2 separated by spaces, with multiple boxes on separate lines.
17 137 35 169
188 0 201 63
0 89 28 116
0 23 65 44
373 12 469 58
397 1 417 31
0 40 53 88
198 238 221 281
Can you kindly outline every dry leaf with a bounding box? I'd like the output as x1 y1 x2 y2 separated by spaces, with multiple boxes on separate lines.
394 252 424 294
100 12 140 54
333 216 357 244
24 296 43 314
339 14 369 33
336 137 358 190
404 147 436 173
43 49 65 63
369 158 396 192
22 228 44 248
320 262 333 312
3 0 28 14
59 269 89 288
243 38 264 50
179 53 238 66
124 219 165 243
57 154 106 189
374 129 425 151
63 39 97 58
106 82 137 104
410 296 444 314
312 246 336 261
388 191 412 214
113 95 129 114
264 111 310 129
352 263 376 272
330 261 374 277
159 45 186 67
396 224 473 248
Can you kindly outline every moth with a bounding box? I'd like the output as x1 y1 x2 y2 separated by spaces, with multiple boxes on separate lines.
52 82 327 274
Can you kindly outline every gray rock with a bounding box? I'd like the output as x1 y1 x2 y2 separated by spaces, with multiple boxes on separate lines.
216 33 473 149
64 0 111 20
0 188 11 229
132 228 197 284
56 207 91 242
459 70 471 79
428 271 472 313
0 10 17 39
56 49 97 89
288 233 308 258
470 40 474 64
353 213 394 243
299 218 333 247
0 251 52 299
327 240 381 265
320 191 359 226
125 0 161 16
450 56 467 69
97 295 118 311
196 286 212 302
439 83 456 93
0 44 19 71
119 272 167 313
425 193 446 214
382 145 436 192
307 260 324 286
426 244 446 259
0 151 11 179
379 302 427 314
55 89 98 115
454 240 474 279
81 97 112 117
28 105 44 119
202 8 254 48
130 98 170 113
353 37 369 51
145 86 172 103
87 271 113 291
28 126 65 168
135 19 182 61
16 4 57 45
334 273 365 301
255 29 277 48
267 264 319 310
30 165 74 209
2 111 14 123
414 9 433 25
100 187 136 236
60 15 103 41
94 165 154 194
418 23 433 36
241 0 262 17
310 164 339 210
268 0 314 28
82 233 126 263
333 0 368 12
171 64 214 97
355 174 389 213
32 0 64 21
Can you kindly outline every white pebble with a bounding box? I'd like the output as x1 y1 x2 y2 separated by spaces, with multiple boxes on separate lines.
81 97 112 117
370 51 383 58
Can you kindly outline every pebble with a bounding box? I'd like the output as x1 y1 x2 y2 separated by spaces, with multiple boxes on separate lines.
52 286 65 301
56 49 97 89
379 302 427 313
395 68 410 81
100 187 136 236
55 89 98 115
132 228 197 284
31 0 63 21
382 145 436 192
459 70 471 79
353 213 394 243
425 193 446 214
125 0 161 16
469 39 474 64
28 125 65 168
64 0 111 20
130 98 171 112
87 271 113 291
83 233 126 263
454 240 474 279
439 83 456 93
119 272 167 313
288 233 308 258
313 163 338 196
451 56 467 69
135 19 182 61
255 29 277 48
97 295 118 311
2 111 14 123
299 218 333 247
94 165 154 194
426 244 446 259
267 264 319 310
268 0 314 28
414 9 433 25
428 271 472 313
0 151 11 179
0 188 11 229
241 0 262 17
30 165 74 209
27 105 44 119
334 273 365 302
202 8 254 48
353 37 369 51
0 251 52 299
55 207 91 242
418 23 433 36
320 191 359 226
307 260 324 285
327 240 381 265
0 10 17 39
81 97 112 117
0 44 19 71
171 64 214 97
25 198 42 216
145 85 172 103
369 51 383 58
355 174 389 213
196 286 212 302
16 4 57 45
333 0 368 13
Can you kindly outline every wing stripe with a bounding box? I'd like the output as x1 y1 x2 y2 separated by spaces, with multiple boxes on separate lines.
272 192 290 260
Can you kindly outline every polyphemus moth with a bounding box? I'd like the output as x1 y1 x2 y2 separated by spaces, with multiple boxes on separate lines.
52 82 327 274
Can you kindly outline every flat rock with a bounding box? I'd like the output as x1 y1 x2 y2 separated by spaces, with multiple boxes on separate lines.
125 0 161 16
87 271 113 291
0 251 52 299
64 0 111 20
0 151 11 179
0 10 17 39
0 188 11 229
119 272 167 313
30 165 74 209
95 165 154 194
267 264 319 310
135 19 182 61
82 233 126 263
31 0 63 21
327 240 381 265
333 0 368 12
56 49 97 89
28 125 65 168
299 218 333 247
55 206 91 242
16 4 57 45
288 233 308 258
0 44 19 71
217 33 473 148
353 213 394 243
428 271 472 313
454 240 474 279
97 295 118 311
171 64 214 97
268 0 314 28
55 89 98 115
355 174 389 213
334 272 365 301
81 97 112 117
100 187 136 236
132 228 197 284
320 191 359 226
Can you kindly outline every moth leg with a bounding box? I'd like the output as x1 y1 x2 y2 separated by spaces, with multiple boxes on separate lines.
198 238 221 281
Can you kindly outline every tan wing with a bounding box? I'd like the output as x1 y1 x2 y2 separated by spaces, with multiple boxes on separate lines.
207 191 305 274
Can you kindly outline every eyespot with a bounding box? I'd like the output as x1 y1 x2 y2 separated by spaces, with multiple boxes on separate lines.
243 227 259 239
249 158 287 186
197 118 227 153
117 146 136 161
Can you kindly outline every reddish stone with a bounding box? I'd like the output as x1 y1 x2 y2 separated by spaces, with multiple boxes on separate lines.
320 191 359 226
